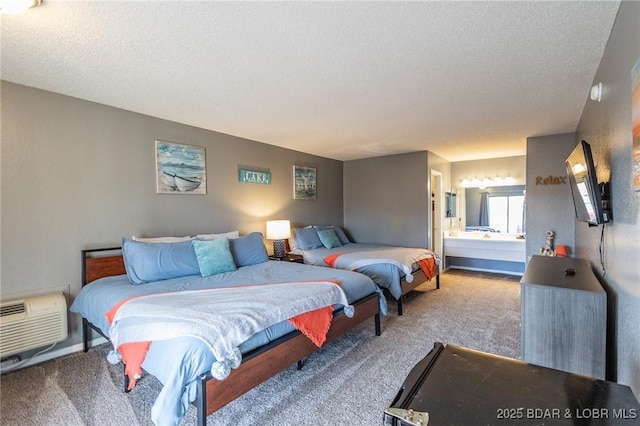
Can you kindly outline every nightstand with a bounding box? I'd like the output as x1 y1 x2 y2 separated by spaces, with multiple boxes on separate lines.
268 254 304 264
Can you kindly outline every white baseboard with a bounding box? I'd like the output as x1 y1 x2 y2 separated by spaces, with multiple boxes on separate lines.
0 337 108 374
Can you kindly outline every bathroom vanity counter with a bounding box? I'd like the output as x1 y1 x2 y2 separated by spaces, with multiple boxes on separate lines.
444 231 526 275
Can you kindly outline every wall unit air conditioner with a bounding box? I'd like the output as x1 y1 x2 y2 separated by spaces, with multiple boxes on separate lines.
0 292 68 358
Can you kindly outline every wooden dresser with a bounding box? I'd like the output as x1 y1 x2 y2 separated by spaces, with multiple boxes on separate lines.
520 255 606 379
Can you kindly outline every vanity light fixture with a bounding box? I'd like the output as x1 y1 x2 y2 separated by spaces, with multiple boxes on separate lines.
0 0 41 13
460 173 516 188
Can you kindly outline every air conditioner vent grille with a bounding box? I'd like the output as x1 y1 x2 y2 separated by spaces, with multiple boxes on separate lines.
0 293 67 358
0 302 26 317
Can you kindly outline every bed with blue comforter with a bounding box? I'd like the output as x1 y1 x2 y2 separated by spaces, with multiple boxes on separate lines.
71 232 384 426
288 226 440 315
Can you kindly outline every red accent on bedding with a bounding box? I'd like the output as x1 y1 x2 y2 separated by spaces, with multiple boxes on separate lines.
105 281 342 390
287 306 334 347
324 253 344 267
106 297 150 391
418 257 437 281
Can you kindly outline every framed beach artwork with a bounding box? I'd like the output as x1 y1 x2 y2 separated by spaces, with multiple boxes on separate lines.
156 140 206 194
293 165 316 200
632 57 640 191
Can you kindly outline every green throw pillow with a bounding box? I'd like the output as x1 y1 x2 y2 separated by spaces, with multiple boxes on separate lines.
317 229 343 249
192 238 237 277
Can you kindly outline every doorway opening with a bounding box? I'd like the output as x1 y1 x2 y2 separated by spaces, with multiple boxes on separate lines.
430 170 443 261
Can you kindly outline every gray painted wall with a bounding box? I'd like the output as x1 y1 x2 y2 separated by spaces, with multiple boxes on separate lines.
575 1 640 395
344 152 431 247
1 82 344 350
525 133 577 260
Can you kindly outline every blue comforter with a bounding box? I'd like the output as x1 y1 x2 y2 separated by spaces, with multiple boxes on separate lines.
291 243 439 299
70 260 384 426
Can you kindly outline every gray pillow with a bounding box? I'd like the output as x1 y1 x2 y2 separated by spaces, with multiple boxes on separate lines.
228 232 269 267
122 238 200 284
295 227 324 250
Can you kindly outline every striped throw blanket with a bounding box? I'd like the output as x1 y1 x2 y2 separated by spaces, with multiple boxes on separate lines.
107 281 353 388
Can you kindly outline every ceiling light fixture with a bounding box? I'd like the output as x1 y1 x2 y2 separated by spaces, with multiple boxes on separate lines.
590 82 602 102
0 0 41 14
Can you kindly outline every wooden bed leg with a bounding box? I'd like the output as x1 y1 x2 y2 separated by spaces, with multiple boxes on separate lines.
375 313 381 336
297 359 305 370
196 376 207 426
397 298 403 316
436 274 440 289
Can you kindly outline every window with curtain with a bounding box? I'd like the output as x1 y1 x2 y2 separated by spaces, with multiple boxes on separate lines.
488 191 525 233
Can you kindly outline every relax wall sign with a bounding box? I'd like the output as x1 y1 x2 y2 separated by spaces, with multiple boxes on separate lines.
536 175 567 185
239 168 272 185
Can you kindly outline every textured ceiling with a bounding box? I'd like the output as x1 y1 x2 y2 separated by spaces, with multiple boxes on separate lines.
0 1 620 162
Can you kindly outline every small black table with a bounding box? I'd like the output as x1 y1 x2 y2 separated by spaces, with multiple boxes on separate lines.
385 343 639 425
268 253 304 263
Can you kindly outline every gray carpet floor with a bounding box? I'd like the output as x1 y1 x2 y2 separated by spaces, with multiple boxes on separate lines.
0 269 521 425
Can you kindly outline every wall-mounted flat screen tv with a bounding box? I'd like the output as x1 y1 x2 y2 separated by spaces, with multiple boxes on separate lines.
565 140 608 226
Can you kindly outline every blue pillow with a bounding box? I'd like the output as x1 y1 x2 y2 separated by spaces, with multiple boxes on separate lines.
122 238 200 285
228 232 269 267
317 229 343 249
316 225 350 244
295 227 324 250
192 239 237 277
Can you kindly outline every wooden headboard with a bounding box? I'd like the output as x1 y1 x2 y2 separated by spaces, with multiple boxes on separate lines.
81 247 126 286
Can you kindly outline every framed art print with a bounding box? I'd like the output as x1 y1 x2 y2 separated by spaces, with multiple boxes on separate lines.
156 140 206 194
293 165 316 199
632 57 640 191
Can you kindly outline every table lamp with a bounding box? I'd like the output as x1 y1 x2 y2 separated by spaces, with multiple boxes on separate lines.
266 220 291 258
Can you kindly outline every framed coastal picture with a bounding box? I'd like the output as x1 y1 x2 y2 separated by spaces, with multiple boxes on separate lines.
293 165 316 199
632 57 640 191
155 140 206 194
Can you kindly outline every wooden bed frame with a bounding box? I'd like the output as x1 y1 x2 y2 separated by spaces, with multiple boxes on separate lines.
80 247 381 426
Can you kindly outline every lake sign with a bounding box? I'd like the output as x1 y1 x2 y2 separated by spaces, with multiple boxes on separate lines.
239 169 272 185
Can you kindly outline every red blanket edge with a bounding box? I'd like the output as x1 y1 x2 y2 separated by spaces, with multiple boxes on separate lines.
418 257 437 281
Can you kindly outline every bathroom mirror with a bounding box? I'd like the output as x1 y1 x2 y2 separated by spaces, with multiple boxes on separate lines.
445 192 457 218
464 185 526 233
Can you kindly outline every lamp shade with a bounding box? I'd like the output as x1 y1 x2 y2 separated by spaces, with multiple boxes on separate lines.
266 220 291 240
